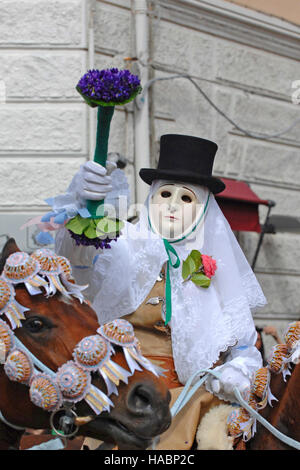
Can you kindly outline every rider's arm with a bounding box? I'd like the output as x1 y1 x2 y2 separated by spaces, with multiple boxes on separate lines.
205 323 263 403
54 162 130 267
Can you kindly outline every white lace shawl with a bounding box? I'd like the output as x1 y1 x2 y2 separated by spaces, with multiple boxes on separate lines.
55 176 266 398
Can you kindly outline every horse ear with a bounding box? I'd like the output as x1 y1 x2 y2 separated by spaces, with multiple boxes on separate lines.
0 238 21 274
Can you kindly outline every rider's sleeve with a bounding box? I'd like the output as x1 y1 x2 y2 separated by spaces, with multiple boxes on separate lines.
54 168 130 302
205 324 263 403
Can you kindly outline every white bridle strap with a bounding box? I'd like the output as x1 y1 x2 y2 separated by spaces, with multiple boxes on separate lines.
0 337 56 433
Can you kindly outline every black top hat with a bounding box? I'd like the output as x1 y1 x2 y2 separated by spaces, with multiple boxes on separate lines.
139 134 225 194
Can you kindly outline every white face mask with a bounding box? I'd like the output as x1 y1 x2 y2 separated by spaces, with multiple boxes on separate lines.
149 182 204 241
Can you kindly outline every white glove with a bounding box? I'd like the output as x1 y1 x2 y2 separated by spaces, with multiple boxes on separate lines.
207 366 251 400
76 161 117 201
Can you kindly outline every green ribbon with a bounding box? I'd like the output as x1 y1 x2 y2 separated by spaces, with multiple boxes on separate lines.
163 239 181 325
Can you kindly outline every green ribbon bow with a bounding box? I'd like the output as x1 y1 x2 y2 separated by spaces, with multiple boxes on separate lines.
163 239 181 325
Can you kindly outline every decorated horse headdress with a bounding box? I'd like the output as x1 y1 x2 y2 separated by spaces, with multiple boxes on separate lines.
0 248 163 421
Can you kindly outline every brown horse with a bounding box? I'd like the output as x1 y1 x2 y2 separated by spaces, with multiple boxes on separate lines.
246 361 300 450
0 239 171 450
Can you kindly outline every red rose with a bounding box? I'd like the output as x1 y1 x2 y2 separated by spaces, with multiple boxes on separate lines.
202 254 217 279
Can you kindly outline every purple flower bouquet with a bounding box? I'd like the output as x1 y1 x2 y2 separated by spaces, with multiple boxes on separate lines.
66 68 141 249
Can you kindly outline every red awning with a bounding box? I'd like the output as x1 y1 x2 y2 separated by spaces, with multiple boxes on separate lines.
215 177 270 233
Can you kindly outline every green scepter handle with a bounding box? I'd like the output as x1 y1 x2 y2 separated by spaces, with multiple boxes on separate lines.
87 105 115 219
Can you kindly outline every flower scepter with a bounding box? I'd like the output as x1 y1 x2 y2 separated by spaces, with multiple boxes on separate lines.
66 68 142 249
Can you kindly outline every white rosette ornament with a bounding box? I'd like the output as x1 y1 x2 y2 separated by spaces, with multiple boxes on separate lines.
97 319 164 379
73 333 124 397
29 373 63 413
0 277 29 329
31 249 87 302
55 360 113 415
56 357 114 415
0 318 15 364
267 344 292 381
4 348 34 385
251 367 277 409
2 252 48 298
284 321 300 365
227 393 258 442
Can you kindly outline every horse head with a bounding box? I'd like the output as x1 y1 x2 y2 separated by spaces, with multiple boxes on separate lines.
0 239 171 450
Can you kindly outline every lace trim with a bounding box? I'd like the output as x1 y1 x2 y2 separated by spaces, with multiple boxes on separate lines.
241 271 267 310
169 264 256 384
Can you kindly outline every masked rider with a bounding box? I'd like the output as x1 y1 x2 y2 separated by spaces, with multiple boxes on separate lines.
55 134 266 449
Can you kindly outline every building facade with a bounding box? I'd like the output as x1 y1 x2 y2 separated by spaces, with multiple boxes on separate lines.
0 0 299 351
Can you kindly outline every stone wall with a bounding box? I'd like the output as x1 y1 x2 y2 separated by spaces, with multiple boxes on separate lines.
0 0 299 353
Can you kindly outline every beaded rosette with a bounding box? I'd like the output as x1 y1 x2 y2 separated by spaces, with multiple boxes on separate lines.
227 322 300 442
0 251 163 417
98 320 161 384
0 249 87 330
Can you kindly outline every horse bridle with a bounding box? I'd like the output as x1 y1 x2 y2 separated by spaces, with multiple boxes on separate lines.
171 368 300 450
0 249 164 445
0 318 165 445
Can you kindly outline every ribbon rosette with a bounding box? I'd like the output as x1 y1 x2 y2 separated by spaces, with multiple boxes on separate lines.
267 344 292 381
73 333 131 398
284 321 300 364
97 319 164 379
31 249 87 302
0 318 15 363
251 367 277 409
0 277 30 329
227 406 256 442
2 252 48 297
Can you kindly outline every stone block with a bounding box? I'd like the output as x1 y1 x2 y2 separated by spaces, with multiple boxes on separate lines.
0 0 84 46
151 69 216 152
216 40 300 98
0 158 85 207
255 272 300 318
187 30 216 79
239 231 300 274
152 21 193 72
249 184 300 219
0 104 87 153
0 51 86 100
210 87 243 174
233 93 300 143
94 2 131 55
241 141 300 186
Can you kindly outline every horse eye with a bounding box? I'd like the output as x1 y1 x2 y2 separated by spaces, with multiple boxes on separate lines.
23 317 48 333
181 195 192 203
161 191 171 198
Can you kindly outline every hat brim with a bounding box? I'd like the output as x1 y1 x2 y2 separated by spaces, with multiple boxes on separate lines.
139 168 225 194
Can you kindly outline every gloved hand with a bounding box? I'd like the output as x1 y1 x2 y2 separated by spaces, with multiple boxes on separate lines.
207 366 251 400
76 160 117 201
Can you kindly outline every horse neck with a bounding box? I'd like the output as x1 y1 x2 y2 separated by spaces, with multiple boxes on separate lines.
250 363 300 450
